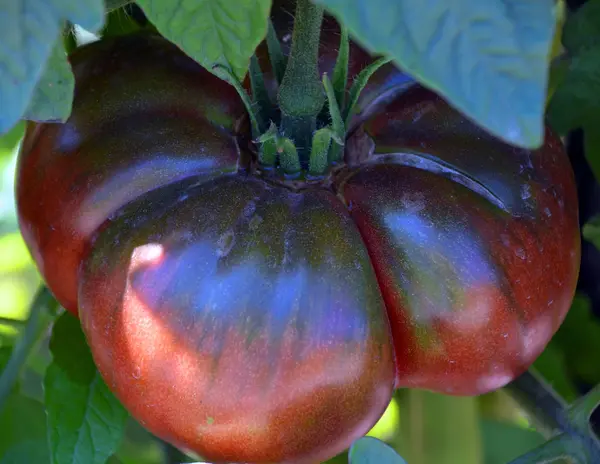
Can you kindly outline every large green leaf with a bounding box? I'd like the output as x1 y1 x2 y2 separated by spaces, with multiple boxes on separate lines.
45 313 128 464
315 0 557 149
22 39 75 124
0 0 104 135
137 0 271 81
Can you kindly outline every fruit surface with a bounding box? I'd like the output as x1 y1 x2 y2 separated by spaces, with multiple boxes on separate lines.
16 8 580 464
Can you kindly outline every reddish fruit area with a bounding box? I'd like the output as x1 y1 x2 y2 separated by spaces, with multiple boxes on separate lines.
16 10 580 464
341 90 580 394
17 33 247 313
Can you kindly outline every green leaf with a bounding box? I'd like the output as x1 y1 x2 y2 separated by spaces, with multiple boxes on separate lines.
561 0 600 52
584 215 600 251
136 0 271 81
45 312 129 464
23 39 75 124
315 0 557 149
0 393 49 463
0 0 104 134
547 47 600 134
552 294 600 387
349 437 406 464
547 0 600 181
113 419 165 464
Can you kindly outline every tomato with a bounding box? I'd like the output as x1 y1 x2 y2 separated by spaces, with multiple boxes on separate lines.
16 10 580 464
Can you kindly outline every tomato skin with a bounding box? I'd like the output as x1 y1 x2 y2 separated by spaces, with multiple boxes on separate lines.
16 33 246 314
79 174 395 463
338 87 580 394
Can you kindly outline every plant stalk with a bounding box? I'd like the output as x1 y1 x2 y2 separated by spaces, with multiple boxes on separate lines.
394 389 482 464
277 0 325 165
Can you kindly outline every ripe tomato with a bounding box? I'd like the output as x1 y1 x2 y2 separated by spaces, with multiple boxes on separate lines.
16 10 580 464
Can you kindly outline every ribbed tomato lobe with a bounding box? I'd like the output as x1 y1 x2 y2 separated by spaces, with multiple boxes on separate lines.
79 174 396 464
337 88 580 395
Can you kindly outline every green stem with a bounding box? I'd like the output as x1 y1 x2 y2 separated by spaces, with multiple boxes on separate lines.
505 369 600 462
0 287 57 410
569 383 600 431
396 389 482 464
0 317 25 328
277 0 325 165
504 368 567 436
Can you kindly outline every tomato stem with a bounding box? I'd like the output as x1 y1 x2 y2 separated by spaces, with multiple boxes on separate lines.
505 369 600 461
277 0 325 166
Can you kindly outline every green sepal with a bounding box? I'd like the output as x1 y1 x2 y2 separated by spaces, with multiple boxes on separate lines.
332 24 349 110
212 64 262 139
308 127 343 175
344 56 392 127
257 122 280 166
322 73 345 163
249 54 272 133
277 137 302 174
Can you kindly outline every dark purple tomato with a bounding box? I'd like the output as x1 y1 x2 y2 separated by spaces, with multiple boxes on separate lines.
15 10 579 464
